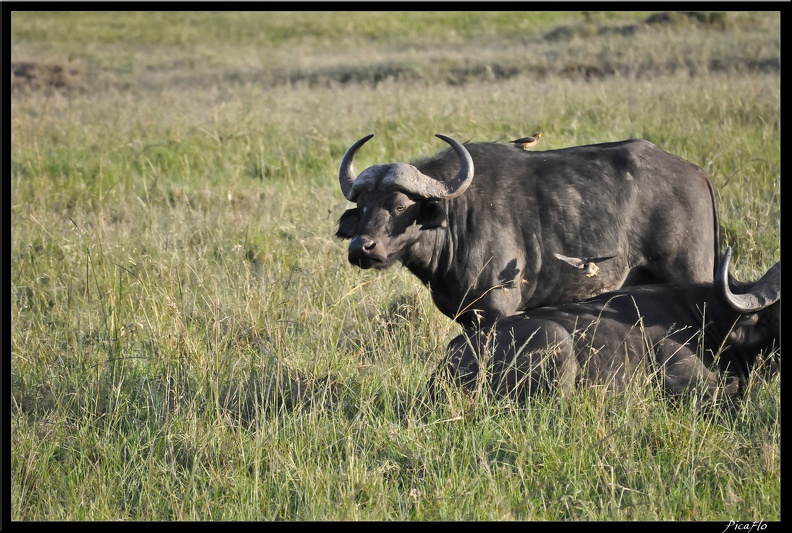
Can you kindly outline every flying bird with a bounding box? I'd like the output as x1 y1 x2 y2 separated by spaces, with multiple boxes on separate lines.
554 253 616 277
510 132 544 149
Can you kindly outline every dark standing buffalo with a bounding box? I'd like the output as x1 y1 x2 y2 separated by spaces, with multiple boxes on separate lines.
438 247 779 403
336 134 720 328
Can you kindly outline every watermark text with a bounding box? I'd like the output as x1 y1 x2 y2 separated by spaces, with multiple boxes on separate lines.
722 521 767 533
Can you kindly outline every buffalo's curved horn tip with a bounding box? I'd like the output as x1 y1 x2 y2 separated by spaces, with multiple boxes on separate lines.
433 134 475 199
717 246 780 312
339 133 374 202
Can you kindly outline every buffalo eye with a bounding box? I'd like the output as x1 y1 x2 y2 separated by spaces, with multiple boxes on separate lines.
391 199 411 214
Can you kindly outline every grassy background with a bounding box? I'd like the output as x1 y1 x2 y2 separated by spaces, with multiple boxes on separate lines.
10 10 780 520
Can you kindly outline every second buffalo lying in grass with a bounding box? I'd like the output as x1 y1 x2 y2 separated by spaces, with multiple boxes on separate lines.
435 247 779 404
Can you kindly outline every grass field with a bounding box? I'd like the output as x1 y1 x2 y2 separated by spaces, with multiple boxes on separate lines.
10 10 780 520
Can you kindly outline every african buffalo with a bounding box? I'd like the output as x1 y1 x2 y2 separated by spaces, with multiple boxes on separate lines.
336 134 720 328
438 247 779 403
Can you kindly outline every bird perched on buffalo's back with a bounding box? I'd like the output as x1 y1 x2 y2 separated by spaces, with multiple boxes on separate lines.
510 132 543 150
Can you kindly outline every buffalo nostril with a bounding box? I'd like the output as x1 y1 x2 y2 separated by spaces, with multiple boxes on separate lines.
349 237 379 259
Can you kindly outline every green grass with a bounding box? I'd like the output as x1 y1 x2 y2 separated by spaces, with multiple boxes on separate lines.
11 10 780 521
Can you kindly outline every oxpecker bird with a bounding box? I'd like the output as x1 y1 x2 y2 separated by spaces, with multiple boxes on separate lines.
511 132 544 149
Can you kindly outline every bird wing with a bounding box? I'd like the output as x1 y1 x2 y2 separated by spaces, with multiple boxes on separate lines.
553 253 586 269
587 255 616 264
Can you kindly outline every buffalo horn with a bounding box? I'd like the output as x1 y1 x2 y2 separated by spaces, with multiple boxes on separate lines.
339 133 374 201
417 134 475 200
717 246 780 313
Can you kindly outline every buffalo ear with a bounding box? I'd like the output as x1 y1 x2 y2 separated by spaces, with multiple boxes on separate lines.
418 201 447 229
336 208 360 239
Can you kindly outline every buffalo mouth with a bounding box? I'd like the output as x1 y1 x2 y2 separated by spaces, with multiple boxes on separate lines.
349 255 389 270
